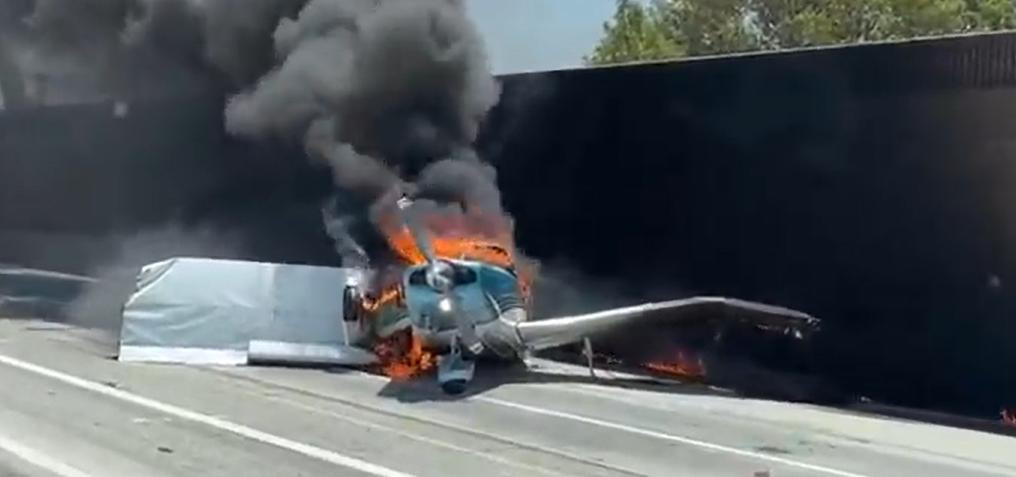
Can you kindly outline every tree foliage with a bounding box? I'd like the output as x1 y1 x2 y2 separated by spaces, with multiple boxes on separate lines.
586 0 1016 65
584 0 683 65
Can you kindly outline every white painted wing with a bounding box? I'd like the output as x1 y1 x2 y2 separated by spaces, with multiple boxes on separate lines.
516 296 818 351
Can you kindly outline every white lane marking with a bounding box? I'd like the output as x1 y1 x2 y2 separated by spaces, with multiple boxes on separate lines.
214 368 645 477
0 353 415 477
332 369 870 476
263 392 571 477
0 431 92 477
478 396 872 477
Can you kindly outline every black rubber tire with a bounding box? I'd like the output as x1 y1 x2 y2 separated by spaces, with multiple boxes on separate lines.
441 379 468 395
342 286 359 322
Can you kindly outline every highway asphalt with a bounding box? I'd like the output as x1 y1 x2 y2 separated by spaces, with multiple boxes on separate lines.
0 318 1014 477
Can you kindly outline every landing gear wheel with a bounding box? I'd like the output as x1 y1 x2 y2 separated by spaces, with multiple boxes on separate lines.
342 285 360 322
437 337 476 395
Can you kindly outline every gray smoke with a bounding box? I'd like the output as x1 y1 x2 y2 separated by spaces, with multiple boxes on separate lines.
414 154 502 212
528 260 639 318
2 0 307 104
5 0 509 269
225 0 505 266
321 195 370 268
64 224 249 334
225 0 500 181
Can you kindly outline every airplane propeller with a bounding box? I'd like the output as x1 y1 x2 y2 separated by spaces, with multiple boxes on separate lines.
395 196 483 355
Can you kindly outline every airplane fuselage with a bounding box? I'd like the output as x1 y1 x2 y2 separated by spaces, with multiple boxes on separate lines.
402 258 529 360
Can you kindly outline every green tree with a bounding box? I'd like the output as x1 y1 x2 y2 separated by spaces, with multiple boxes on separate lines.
587 0 1016 65
584 0 683 65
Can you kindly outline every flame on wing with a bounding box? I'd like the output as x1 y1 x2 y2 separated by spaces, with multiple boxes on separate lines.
643 348 707 380
1003 408 1016 427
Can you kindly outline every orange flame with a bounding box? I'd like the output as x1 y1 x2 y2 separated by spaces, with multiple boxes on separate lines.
362 283 404 313
378 206 535 301
364 201 536 380
1003 408 1016 427
372 328 436 380
643 348 707 380
359 283 432 379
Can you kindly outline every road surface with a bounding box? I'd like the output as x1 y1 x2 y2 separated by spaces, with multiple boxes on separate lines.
0 318 1013 477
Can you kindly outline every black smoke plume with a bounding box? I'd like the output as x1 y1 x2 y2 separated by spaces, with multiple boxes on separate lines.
3 0 509 269
1 0 304 103
224 0 505 266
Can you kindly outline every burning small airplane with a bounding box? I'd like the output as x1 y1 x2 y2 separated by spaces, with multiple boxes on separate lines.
340 194 820 394
114 191 820 396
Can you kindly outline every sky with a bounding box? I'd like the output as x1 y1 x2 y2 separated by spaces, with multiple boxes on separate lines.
466 0 618 74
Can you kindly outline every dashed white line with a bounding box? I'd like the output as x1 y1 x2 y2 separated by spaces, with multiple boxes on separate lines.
0 431 93 477
0 353 415 477
477 396 872 477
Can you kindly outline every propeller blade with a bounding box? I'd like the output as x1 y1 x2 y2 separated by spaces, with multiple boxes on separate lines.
396 196 437 265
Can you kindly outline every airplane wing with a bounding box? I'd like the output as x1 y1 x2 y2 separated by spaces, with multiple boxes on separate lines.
516 296 819 352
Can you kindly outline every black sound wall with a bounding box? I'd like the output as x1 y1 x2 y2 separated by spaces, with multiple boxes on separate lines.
3 32 1016 416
